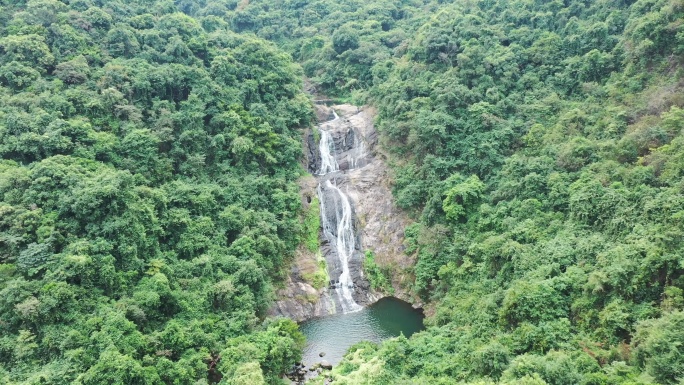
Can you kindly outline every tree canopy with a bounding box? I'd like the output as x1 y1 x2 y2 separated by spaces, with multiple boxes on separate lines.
2 0 684 384
227 0 684 383
0 0 310 383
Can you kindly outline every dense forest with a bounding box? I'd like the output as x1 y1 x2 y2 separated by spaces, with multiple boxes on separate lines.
1 0 684 384
229 0 684 384
0 0 312 383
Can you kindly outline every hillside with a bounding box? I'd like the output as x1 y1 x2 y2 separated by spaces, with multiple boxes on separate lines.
1 0 684 384
231 0 684 383
0 0 310 383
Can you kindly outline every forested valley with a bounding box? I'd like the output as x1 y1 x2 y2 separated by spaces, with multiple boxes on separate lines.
1 0 684 384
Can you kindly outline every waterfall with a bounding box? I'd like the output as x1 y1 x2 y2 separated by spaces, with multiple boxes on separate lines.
317 180 362 313
317 110 340 175
315 108 362 313
347 130 366 170
317 130 339 175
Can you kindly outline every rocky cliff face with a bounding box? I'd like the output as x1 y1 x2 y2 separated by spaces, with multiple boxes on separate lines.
268 175 336 322
333 106 417 305
268 104 417 322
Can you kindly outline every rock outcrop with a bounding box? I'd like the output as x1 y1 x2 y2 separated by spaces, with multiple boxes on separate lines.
268 104 417 321
335 106 417 304
268 176 335 322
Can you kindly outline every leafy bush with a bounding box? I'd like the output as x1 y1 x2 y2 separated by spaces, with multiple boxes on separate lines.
363 250 393 294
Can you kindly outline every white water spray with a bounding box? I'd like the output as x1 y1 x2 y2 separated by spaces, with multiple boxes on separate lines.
317 110 340 175
318 180 362 313
317 130 339 175
347 129 366 170
315 108 362 313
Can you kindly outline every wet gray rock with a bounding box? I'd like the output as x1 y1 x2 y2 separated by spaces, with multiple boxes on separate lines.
307 132 322 174
320 360 333 370
268 274 336 322
269 104 417 321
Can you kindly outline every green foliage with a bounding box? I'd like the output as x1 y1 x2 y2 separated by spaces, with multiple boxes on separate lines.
0 0 313 383
302 253 329 291
332 26 360 55
632 311 684 384
229 0 425 95
500 280 569 328
442 174 485 222
363 250 393 294
232 0 684 383
218 318 305 384
77 348 162 385
303 196 321 253
229 361 266 385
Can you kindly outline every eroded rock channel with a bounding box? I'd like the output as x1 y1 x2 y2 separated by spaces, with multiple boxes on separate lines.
269 104 416 322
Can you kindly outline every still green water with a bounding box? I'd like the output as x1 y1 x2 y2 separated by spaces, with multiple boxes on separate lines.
299 297 425 366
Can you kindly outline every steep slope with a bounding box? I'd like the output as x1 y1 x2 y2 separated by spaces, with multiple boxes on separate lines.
0 1 311 384
270 104 415 321
231 0 684 384
3 0 684 383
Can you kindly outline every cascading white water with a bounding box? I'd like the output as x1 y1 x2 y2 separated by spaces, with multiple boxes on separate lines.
315 108 362 313
317 180 362 313
317 111 340 175
347 130 366 170
317 130 339 175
